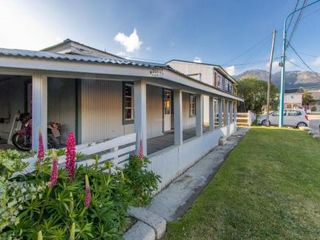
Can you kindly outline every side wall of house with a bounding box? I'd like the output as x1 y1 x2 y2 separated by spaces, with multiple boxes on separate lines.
80 80 135 143
169 61 214 85
80 81 199 143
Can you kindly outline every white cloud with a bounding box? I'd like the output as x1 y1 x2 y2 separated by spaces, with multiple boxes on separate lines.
312 57 320 68
146 46 152 51
270 61 281 73
225 65 235 76
193 57 202 63
268 58 297 73
114 28 142 53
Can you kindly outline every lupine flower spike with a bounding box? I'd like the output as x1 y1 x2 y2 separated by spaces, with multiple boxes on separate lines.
138 139 144 160
37 129 45 164
84 174 91 208
66 132 76 180
49 150 58 188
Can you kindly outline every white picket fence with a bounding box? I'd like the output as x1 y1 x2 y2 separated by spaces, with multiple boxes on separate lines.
15 133 137 176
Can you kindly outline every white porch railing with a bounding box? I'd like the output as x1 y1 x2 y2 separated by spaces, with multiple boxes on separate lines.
15 133 137 176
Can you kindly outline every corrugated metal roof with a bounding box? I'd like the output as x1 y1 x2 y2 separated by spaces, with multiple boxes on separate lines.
0 47 167 68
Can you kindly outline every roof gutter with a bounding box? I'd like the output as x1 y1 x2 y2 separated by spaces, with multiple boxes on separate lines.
0 55 243 102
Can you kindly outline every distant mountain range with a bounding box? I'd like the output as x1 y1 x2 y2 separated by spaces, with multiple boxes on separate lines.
235 69 320 90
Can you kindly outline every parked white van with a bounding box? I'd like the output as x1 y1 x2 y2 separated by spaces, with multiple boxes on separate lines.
258 109 309 127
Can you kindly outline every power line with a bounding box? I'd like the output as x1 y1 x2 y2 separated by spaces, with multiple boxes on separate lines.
299 51 318 58
287 59 307 70
222 33 272 66
300 5 320 21
288 42 320 80
287 0 301 31
287 0 308 45
222 57 281 67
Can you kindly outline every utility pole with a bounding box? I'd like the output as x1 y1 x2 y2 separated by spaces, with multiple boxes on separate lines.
266 30 276 126
279 0 320 127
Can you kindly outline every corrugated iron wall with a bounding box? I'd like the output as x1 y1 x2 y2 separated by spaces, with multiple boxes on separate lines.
80 80 200 144
80 80 134 143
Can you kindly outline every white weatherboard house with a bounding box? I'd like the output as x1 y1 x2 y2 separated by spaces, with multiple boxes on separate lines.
0 39 242 189
284 89 303 109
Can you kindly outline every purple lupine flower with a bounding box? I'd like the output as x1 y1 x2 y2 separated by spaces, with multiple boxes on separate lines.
84 174 91 208
66 133 76 180
49 150 58 188
138 139 144 160
37 130 44 164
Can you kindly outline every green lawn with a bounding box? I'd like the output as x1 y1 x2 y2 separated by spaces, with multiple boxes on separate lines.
165 127 320 240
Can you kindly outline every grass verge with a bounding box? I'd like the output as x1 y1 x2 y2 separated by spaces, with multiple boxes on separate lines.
165 127 320 240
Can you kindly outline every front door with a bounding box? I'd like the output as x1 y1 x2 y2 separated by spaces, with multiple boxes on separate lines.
163 89 173 132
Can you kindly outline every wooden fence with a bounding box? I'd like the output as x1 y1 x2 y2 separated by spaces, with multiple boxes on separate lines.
15 133 137 176
237 111 256 127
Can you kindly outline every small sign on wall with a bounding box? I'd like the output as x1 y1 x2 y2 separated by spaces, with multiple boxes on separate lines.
150 68 164 77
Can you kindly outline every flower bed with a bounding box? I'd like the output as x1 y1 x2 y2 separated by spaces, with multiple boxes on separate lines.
0 133 160 239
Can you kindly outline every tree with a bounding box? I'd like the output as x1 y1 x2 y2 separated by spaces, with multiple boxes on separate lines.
302 90 315 108
235 77 278 114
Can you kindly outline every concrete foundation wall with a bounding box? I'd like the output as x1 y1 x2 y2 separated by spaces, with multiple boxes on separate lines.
148 122 236 190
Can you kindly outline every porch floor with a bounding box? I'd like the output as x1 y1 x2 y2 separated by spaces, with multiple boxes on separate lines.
147 126 209 155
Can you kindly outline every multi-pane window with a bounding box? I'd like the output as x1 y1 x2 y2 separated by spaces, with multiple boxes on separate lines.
189 94 196 117
224 78 228 91
123 82 134 124
227 82 232 93
221 77 225 91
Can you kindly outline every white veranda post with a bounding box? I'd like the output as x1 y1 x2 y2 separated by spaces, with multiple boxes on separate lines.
196 94 204 136
174 89 183 145
134 80 147 155
32 74 48 151
209 96 215 131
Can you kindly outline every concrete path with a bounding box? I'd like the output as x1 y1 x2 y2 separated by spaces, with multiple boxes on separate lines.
124 128 250 240
147 128 250 221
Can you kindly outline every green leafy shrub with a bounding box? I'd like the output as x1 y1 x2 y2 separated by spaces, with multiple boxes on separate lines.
0 150 30 179
0 148 160 239
0 150 46 236
123 156 161 206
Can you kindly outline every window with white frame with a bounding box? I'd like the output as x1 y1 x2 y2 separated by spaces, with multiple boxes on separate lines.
123 82 134 124
189 94 196 117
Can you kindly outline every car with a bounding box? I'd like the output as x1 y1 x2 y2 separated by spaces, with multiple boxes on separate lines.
258 109 309 128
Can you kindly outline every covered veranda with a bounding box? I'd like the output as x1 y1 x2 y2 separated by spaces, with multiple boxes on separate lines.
0 49 242 188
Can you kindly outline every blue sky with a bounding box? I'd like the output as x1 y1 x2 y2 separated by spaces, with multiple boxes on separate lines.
1 0 320 75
